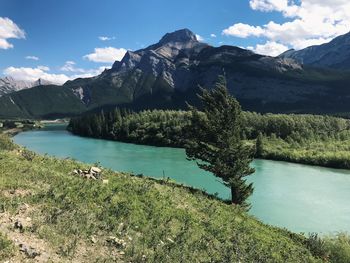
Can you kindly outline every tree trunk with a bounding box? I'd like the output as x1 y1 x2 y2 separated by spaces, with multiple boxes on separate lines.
231 186 238 205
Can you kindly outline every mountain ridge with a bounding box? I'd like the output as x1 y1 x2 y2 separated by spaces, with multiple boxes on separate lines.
0 77 52 97
1 28 350 119
279 31 350 69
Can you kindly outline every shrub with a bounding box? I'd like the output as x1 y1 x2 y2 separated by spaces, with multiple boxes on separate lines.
0 134 16 151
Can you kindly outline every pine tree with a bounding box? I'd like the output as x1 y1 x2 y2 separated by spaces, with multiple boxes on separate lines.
256 132 264 157
185 76 255 206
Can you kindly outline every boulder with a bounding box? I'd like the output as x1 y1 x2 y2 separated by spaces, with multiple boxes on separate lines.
90 166 102 174
19 243 40 258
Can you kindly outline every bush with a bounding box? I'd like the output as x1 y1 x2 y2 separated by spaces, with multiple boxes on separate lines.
0 134 16 151
324 233 350 263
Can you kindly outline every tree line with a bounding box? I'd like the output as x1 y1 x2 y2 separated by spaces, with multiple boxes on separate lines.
68 107 350 150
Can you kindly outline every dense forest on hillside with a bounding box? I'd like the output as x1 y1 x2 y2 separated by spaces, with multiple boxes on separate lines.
68 109 350 169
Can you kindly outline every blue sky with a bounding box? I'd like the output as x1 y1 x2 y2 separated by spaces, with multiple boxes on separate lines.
0 0 349 83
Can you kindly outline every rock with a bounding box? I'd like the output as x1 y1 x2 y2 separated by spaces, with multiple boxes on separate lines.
102 179 109 184
90 166 102 174
85 174 97 180
19 243 40 258
14 219 24 232
90 235 97 244
72 168 101 180
106 236 126 248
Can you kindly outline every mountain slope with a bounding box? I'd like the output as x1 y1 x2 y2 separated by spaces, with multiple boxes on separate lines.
1 29 350 119
280 31 350 69
0 85 85 119
0 77 52 97
0 77 33 97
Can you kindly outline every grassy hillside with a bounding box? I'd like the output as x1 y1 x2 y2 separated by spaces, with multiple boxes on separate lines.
0 134 339 262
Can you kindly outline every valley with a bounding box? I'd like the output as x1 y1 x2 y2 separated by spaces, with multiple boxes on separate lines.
2 1 350 260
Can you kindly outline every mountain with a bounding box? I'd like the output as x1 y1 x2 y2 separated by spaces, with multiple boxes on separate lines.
0 76 52 97
279 31 350 69
0 77 33 96
1 28 350 119
33 78 52 87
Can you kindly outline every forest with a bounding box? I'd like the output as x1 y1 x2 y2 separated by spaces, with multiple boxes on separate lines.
68 109 350 169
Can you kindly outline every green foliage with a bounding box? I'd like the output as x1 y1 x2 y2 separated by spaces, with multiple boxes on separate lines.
0 232 14 260
0 134 16 151
306 233 328 260
306 233 350 262
256 132 264 157
185 76 255 206
69 108 192 147
323 234 350 263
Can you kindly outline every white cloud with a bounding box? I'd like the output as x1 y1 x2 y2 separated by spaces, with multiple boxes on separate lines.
222 23 264 38
60 61 85 73
247 41 289 56
249 0 299 17
195 34 205 42
3 66 69 84
3 63 108 85
70 66 108 79
99 36 115 41
37 65 50 71
223 0 350 55
210 33 217 38
60 60 108 78
25 55 39 61
83 47 127 63
0 17 25 49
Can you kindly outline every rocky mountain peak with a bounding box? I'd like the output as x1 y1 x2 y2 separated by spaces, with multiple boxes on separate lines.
158 29 198 45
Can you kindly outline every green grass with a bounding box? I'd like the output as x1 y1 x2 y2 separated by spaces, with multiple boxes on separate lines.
0 136 347 262
0 232 15 260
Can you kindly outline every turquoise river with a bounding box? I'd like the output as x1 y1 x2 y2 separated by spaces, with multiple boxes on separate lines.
13 125 350 234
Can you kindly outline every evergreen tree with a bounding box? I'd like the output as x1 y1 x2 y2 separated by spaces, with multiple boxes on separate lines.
256 132 264 157
185 76 255 206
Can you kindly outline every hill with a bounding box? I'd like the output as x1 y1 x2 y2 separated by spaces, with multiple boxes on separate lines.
0 134 341 262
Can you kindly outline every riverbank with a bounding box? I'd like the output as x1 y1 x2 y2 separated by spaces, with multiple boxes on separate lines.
68 109 350 170
0 120 43 137
1 134 349 262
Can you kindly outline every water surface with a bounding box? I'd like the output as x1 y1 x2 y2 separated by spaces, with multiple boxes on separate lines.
14 125 350 234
